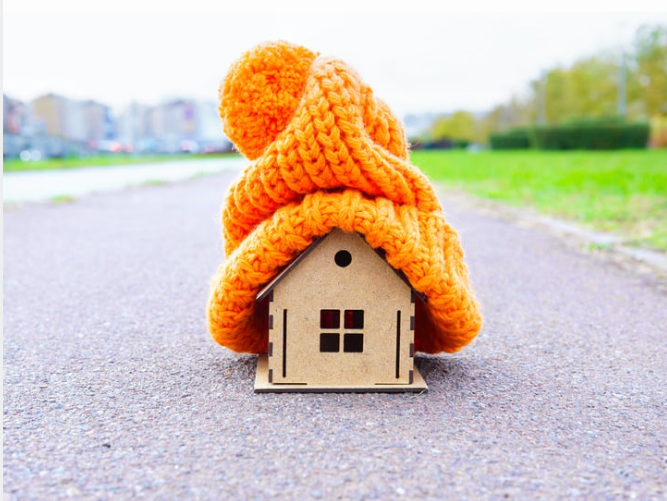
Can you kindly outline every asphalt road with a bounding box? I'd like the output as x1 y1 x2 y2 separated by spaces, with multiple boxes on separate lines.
4 173 666 500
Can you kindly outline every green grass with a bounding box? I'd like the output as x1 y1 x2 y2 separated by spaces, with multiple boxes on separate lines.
2 152 240 173
49 194 77 204
410 150 667 251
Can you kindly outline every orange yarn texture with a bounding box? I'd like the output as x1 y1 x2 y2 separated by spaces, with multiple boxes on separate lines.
208 41 482 354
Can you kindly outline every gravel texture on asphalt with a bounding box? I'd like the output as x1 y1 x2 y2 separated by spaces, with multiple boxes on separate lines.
4 174 667 500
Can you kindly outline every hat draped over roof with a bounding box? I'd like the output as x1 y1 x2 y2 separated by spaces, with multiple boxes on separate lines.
208 41 482 354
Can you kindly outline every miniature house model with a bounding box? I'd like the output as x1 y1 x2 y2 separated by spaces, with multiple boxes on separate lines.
254 229 427 393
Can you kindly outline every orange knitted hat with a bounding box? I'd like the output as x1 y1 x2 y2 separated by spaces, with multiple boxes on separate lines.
208 41 482 354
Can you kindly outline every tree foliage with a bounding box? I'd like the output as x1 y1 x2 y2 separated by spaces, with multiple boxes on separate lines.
439 24 667 146
431 111 476 142
633 25 667 117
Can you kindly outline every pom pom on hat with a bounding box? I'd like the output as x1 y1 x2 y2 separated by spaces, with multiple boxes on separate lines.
218 41 317 160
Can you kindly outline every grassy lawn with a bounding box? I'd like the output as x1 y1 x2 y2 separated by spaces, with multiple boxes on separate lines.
411 150 667 251
3 153 240 173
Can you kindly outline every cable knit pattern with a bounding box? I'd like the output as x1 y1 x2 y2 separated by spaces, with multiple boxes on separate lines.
208 41 482 354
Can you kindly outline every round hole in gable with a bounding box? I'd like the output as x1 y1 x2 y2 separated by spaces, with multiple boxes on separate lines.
334 250 352 267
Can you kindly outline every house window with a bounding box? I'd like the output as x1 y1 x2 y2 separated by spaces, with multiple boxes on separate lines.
344 310 364 329
344 333 364 352
319 309 364 353
320 309 340 329
320 333 340 352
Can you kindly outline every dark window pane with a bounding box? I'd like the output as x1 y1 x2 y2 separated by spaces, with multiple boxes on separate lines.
320 333 340 352
344 310 364 329
320 310 340 329
344 333 364 353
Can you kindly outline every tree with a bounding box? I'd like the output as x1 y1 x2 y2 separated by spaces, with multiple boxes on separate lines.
632 25 667 117
566 54 618 119
475 106 503 145
456 24 667 146
431 111 476 143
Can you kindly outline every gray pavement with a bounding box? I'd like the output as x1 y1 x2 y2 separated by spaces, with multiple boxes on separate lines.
3 173 667 500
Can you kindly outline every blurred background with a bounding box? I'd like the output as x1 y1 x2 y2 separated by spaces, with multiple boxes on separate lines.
3 5 667 250
4 9 666 159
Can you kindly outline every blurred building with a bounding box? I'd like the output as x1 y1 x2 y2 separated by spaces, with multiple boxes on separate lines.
116 102 152 151
117 99 229 154
31 94 113 143
4 94 28 135
83 100 115 142
31 93 74 139
4 94 31 157
4 92 229 159
195 100 227 153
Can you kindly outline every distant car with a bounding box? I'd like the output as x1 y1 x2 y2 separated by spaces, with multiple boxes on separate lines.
180 140 199 153
19 150 43 161
94 140 123 153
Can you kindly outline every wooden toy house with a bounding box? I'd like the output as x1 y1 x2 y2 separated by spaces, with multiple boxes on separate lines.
254 228 427 393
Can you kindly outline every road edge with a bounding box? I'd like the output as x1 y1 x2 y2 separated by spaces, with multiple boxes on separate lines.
438 186 667 288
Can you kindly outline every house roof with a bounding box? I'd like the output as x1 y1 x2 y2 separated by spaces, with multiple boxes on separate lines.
256 230 425 302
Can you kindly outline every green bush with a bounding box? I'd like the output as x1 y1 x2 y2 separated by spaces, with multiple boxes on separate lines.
411 138 471 150
489 129 531 150
490 119 649 150
451 139 471 149
531 120 649 150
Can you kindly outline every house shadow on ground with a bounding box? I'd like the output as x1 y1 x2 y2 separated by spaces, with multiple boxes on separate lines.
209 351 505 397
415 355 474 390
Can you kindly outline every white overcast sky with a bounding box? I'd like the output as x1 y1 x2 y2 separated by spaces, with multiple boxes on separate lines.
3 1 667 116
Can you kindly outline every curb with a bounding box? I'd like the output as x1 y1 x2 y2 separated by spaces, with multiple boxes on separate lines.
439 187 667 278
